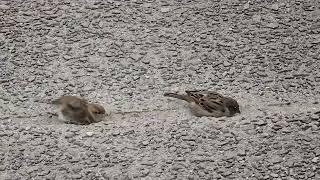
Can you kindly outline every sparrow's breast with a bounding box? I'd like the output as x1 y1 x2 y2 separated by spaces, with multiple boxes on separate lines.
58 106 79 123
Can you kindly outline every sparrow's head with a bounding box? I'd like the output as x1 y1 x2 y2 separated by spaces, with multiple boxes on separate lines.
88 103 106 114
224 97 240 116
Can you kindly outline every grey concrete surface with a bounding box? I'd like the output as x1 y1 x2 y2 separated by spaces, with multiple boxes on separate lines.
1 0 320 179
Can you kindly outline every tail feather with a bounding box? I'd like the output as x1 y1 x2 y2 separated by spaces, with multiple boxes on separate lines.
52 98 60 105
164 92 193 103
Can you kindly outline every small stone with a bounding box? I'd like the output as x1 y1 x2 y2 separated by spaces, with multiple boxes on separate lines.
243 3 250 10
142 140 149 145
310 114 319 120
269 155 283 164
271 4 279 10
160 7 170 13
270 173 279 178
300 117 311 123
252 15 261 22
130 54 143 61
112 131 120 136
0 165 6 171
237 149 246 156
0 5 10 10
311 38 320 44
261 133 269 138
312 157 318 163
222 169 233 177
65 132 75 138
282 127 292 133
71 174 83 179
111 10 121 14
267 23 279 29
255 120 267 126
272 124 282 130
25 126 31 130
241 59 249 65
223 61 232 67
283 37 292 44
259 39 268 45
86 132 94 137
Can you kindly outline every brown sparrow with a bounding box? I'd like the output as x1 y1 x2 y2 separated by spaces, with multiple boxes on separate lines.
164 90 240 117
52 95 106 125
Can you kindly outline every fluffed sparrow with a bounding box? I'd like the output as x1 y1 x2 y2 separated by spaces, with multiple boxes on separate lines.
164 90 240 117
52 95 106 125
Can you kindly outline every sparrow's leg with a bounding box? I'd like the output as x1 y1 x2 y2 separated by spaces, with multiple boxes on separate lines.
87 110 97 123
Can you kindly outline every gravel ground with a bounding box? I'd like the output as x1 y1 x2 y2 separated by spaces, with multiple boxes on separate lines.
1 0 320 179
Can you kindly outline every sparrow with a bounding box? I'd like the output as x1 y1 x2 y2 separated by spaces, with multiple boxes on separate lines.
164 90 240 117
52 95 107 125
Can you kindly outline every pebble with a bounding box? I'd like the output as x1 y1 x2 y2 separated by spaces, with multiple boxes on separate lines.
269 155 283 164
86 132 94 137
0 5 10 10
271 4 279 10
237 149 246 156
142 140 149 145
267 23 279 29
255 120 267 126
252 15 261 22
312 157 318 163
310 114 319 120
270 173 279 178
223 61 232 67
160 7 170 13
243 3 250 10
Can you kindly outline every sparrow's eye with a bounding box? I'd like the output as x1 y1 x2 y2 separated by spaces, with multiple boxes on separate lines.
230 106 240 112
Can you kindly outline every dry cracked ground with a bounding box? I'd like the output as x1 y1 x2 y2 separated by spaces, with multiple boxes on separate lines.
1 0 320 179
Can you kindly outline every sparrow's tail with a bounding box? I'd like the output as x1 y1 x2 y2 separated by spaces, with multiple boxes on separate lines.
164 92 193 103
52 98 60 105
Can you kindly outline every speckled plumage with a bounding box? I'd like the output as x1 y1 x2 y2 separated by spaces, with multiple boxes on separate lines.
53 96 106 125
164 90 240 117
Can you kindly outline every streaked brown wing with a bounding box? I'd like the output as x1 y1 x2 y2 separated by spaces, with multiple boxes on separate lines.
185 90 205 99
199 95 226 113
186 91 221 113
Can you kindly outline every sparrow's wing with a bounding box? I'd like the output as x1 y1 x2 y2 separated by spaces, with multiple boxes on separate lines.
199 96 226 113
68 99 82 109
185 91 206 102
186 90 217 113
186 90 223 98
